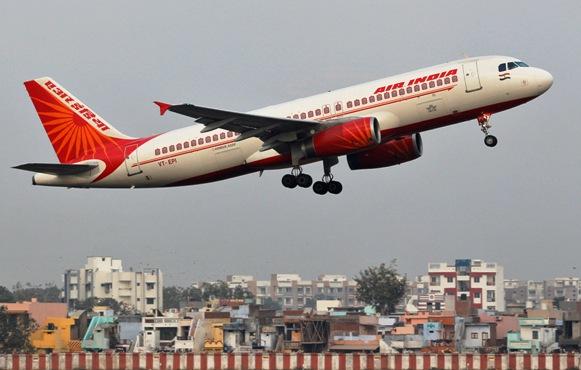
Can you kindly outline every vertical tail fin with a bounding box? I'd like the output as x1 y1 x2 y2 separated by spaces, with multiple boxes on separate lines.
24 77 134 164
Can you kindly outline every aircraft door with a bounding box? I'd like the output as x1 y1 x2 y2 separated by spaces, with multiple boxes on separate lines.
462 61 482 92
124 144 143 176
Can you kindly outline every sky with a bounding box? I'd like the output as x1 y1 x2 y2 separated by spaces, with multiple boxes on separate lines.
1 1 580 288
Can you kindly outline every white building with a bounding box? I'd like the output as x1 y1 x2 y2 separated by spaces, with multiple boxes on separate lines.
63 256 163 314
428 259 505 312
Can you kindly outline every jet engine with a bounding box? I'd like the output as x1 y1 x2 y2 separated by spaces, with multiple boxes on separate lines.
347 133 423 170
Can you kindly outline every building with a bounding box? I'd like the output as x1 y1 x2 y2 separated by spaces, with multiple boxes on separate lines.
228 274 359 309
428 259 505 312
63 256 163 314
545 277 580 303
507 317 559 353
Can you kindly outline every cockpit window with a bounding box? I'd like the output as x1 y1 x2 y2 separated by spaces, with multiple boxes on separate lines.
516 61 529 67
498 63 507 72
507 62 518 70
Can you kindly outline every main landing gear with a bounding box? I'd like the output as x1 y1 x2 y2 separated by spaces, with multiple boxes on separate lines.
280 157 343 195
477 113 498 148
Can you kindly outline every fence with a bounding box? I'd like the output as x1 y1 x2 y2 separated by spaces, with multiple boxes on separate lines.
0 353 579 370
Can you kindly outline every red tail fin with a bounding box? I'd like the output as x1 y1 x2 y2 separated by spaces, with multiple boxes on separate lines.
24 77 135 164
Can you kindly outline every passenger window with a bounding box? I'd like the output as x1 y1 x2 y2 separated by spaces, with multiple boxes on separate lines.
169 145 175 152
293 114 299 119
399 88 405 95
384 92 390 99
421 83 427 90
300 113 306 119
176 143 182 150
414 85 420 92
162 147 168 154
392 90 397 97
369 96 375 103
315 109 321 116
227 131 233 138
308 111 314 118
508 62 518 70
155 149 160 156
376 94 382 101
354 99 360 107
335 103 342 111
444 77 451 84
220 133 225 139
323 106 330 114
213 134 218 141
184 142 189 149
347 101 353 108
198 138 204 145
498 63 507 72
437 79 443 86
205 137 211 143
429 81 435 88
406 87 412 94
191 140 196 147
452 75 458 82
362 97 368 105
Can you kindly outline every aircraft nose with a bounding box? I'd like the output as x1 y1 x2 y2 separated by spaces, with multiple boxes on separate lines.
535 69 553 94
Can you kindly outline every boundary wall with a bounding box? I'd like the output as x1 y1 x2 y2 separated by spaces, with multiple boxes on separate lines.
0 353 579 370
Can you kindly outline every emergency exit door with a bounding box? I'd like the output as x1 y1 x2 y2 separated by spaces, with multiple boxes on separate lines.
124 144 142 176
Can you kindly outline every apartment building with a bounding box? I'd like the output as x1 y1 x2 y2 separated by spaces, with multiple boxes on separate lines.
427 259 505 312
63 256 163 313
228 273 359 309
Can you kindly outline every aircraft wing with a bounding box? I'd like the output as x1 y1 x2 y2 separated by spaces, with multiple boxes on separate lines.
12 163 98 175
154 102 321 149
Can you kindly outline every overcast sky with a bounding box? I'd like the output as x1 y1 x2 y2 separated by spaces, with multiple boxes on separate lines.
1 1 579 288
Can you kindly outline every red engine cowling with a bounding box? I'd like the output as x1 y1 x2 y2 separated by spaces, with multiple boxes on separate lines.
347 133 423 170
302 117 381 158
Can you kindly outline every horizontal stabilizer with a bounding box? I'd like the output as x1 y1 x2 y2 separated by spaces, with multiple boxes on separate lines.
12 163 98 176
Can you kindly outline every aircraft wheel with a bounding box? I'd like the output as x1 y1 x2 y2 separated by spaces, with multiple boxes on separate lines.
327 181 343 195
281 174 297 188
484 135 498 147
312 181 328 195
296 173 313 188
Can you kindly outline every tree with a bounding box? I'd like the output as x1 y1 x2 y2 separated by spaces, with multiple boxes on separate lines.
12 283 61 302
232 286 254 300
0 286 15 303
163 286 183 309
354 261 406 315
261 297 282 311
201 281 231 300
0 306 37 353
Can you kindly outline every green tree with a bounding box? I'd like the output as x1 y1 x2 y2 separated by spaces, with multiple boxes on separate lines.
201 281 231 300
0 286 15 303
232 286 254 300
261 297 282 311
0 306 37 353
12 283 61 302
183 286 202 302
354 261 406 314
163 286 183 309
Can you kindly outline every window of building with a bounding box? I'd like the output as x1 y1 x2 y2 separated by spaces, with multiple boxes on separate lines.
369 96 375 103
354 99 360 107
297 297 304 304
421 83 428 90
146 283 155 290
205 137 211 143
297 287 303 294
315 109 321 116
155 149 161 155
146 298 155 305
285 287 292 293
337 288 343 293
169 145 175 152
475 292 481 299
300 112 306 119
429 81 435 88
362 97 368 105
305 287 311 294
308 111 314 118
474 276 480 283
406 87 412 94
482 332 489 340
285 297 292 305
431 276 439 285
487 290 496 302
447 277 454 283
277 288 284 294
471 333 478 339
532 330 539 339
176 143 182 150
323 106 330 114
184 141 189 149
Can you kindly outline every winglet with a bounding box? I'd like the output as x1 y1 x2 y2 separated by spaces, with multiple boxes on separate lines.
154 101 172 116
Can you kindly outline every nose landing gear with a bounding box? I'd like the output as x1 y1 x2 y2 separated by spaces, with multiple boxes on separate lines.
477 113 498 147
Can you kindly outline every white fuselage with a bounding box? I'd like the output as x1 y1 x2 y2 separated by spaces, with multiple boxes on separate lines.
33 55 553 188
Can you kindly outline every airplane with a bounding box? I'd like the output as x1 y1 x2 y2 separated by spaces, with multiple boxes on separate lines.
14 55 553 195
